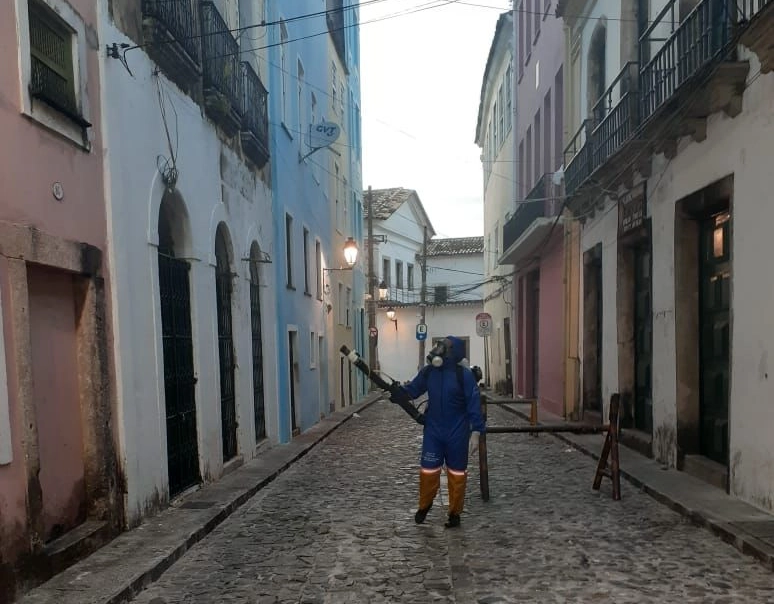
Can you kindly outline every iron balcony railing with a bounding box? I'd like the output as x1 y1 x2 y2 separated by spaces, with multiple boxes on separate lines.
142 0 200 64
738 0 774 20
201 2 241 117
640 0 733 124
591 62 640 170
240 62 269 161
563 119 594 196
502 174 558 253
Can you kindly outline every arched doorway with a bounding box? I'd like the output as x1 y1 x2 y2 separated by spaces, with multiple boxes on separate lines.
215 224 237 461
158 191 200 496
249 243 266 441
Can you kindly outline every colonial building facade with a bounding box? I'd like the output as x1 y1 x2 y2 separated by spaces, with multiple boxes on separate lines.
559 0 774 508
476 12 516 394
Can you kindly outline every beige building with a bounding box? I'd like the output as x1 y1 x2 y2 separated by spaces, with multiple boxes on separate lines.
559 0 774 509
476 11 515 393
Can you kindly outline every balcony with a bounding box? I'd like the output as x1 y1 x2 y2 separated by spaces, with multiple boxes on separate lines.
639 0 749 151
738 0 774 73
201 2 242 136
142 0 200 88
240 63 269 169
563 119 594 198
500 174 562 266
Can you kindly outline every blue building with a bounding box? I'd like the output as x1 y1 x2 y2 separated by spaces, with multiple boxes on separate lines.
267 0 364 441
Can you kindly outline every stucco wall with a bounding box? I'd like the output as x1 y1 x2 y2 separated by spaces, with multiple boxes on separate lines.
99 21 277 524
647 59 774 509
378 304 486 382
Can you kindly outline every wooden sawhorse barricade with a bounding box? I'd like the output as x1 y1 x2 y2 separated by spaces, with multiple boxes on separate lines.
478 393 622 501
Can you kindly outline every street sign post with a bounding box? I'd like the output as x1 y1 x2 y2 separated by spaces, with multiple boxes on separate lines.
475 312 492 337
416 323 427 341
369 327 378 339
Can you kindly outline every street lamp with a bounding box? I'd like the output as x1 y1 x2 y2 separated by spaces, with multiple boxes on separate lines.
343 237 358 267
386 306 397 331
378 280 388 300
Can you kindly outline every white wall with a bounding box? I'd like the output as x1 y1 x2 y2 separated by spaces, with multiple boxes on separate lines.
377 303 485 381
647 58 774 510
578 197 619 418
99 21 277 524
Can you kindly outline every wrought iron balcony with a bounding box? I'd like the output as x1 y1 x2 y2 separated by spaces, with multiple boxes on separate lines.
639 0 734 125
240 62 269 169
591 62 639 170
142 0 200 86
563 119 594 197
201 2 242 136
501 174 561 262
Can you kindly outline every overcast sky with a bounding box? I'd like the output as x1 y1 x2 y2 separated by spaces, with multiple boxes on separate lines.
359 0 510 238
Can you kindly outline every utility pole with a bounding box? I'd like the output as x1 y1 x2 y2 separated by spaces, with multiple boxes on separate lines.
417 225 428 371
366 186 378 376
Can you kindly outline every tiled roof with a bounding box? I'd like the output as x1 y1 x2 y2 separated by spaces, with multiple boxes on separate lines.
363 188 415 220
426 237 484 256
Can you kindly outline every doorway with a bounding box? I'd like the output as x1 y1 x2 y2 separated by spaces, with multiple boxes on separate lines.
158 197 200 496
288 330 299 434
583 244 603 415
249 245 266 442
215 226 237 461
699 210 731 465
530 271 540 398
503 317 513 395
633 243 653 432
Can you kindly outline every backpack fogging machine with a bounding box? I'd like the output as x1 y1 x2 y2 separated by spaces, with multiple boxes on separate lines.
340 345 425 425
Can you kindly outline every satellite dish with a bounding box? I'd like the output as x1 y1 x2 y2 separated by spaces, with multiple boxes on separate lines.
308 121 341 149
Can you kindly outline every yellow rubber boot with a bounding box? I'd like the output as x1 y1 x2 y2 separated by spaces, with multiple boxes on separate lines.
446 469 467 527
415 468 441 523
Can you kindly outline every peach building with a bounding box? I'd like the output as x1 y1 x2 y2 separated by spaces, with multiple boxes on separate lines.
0 0 120 598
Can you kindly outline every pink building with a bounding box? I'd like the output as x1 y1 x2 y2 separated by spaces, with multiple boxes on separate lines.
499 3 568 417
0 0 120 598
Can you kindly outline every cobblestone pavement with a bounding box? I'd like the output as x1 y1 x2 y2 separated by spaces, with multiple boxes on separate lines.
131 403 774 604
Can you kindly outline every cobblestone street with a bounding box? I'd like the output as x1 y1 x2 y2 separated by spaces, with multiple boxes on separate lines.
130 403 774 604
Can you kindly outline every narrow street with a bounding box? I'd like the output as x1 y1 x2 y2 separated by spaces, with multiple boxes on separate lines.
129 403 774 604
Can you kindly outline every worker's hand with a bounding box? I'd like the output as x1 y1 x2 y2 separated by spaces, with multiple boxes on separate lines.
468 431 480 457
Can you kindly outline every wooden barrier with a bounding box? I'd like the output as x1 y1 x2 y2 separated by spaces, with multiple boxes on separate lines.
592 393 621 500
478 392 622 501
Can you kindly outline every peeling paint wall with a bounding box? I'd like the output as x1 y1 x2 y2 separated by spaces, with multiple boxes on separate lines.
647 54 774 506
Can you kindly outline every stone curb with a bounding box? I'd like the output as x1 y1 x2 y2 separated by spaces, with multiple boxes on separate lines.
19 393 384 604
492 399 774 574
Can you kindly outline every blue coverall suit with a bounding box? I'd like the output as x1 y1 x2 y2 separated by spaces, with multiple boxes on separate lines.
400 336 486 525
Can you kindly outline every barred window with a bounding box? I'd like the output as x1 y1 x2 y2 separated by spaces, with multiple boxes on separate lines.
28 0 76 115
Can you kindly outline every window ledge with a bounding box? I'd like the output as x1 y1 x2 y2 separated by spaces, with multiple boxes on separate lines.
23 99 91 151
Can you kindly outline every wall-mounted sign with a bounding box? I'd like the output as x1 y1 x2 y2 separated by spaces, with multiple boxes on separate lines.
308 121 341 149
416 323 427 341
618 182 646 236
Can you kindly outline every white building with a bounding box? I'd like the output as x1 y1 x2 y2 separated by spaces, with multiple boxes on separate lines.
559 0 774 509
365 188 485 382
475 11 516 395
101 0 278 525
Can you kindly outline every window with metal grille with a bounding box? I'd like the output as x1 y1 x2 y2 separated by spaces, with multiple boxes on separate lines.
28 0 76 115
434 285 448 304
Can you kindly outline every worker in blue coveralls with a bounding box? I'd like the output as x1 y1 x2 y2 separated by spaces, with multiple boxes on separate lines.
393 335 486 528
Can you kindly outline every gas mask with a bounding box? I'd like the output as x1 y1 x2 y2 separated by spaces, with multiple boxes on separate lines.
427 338 453 367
